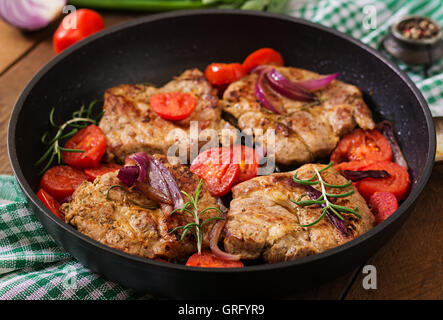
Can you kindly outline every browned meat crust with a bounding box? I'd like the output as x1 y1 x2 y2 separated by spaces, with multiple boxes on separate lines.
223 164 375 263
221 66 375 166
99 69 236 163
61 155 221 262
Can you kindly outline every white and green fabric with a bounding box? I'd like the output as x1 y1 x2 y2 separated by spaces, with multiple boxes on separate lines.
0 0 442 300
0 176 150 299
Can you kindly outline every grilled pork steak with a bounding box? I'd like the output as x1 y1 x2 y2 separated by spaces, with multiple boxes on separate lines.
61 155 221 262
223 163 375 263
221 66 375 166
99 69 235 163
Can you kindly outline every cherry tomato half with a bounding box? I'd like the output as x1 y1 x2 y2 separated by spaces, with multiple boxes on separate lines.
84 163 122 182
150 92 197 121
53 9 105 54
204 63 246 86
190 147 240 197
369 192 399 224
331 128 392 166
232 145 259 183
36 189 64 220
356 161 410 201
62 124 107 169
242 48 284 73
186 250 244 268
40 165 88 201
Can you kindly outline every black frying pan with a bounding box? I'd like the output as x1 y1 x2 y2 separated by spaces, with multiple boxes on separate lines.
7 9 436 299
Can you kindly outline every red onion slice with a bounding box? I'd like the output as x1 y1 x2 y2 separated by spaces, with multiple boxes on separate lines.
117 166 139 186
255 69 284 114
295 73 339 91
149 156 184 210
208 199 241 261
266 69 314 101
341 170 390 182
376 121 408 169
117 153 183 210
129 152 150 182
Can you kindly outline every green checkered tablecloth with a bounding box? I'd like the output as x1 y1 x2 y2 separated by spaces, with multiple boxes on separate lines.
1 0 442 300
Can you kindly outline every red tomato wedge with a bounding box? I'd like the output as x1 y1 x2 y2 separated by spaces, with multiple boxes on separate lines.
369 192 399 224
204 63 246 86
53 9 105 54
190 147 240 197
232 145 259 183
36 189 64 220
84 163 122 181
331 128 392 166
62 124 107 169
242 48 284 73
356 161 410 201
150 92 197 121
40 165 88 201
186 250 244 268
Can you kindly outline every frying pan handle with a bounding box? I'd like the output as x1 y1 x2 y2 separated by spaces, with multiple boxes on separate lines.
434 117 443 165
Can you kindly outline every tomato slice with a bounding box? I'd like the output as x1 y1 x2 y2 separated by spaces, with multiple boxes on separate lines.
84 163 122 181
369 192 399 224
36 189 64 220
62 124 106 169
242 48 284 73
150 92 197 121
356 161 410 201
53 9 105 54
232 145 259 183
204 63 246 86
40 165 88 201
186 250 244 268
190 147 240 197
331 129 392 165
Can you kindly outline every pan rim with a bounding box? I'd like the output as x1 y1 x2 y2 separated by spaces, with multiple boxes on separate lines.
8 9 436 274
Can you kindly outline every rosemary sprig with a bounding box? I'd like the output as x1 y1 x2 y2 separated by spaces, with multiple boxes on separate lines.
106 185 159 210
35 100 103 174
291 162 361 228
169 179 225 255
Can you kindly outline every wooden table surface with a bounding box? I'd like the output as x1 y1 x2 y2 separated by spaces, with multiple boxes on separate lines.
0 12 441 300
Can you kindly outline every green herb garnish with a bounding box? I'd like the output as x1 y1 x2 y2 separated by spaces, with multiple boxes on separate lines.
291 162 361 227
34 100 103 174
169 179 225 255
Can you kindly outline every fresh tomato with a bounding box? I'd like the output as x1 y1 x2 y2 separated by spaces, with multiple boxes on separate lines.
53 9 105 54
84 163 122 181
369 192 399 224
190 147 240 197
356 161 410 201
186 250 244 268
40 165 88 201
242 48 284 73
334 159 375 172
36 189 64 220
150 92 197 121
204 63 246 86
232 145 259 183
331 129 392 166
62 124 106 169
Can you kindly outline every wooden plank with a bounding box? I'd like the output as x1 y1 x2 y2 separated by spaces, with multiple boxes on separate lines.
0 12 144 175
0 19 44 75
345 165 443 300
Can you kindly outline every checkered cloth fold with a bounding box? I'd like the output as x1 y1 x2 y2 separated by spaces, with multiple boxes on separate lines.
0 176 150 300
1 0 442 300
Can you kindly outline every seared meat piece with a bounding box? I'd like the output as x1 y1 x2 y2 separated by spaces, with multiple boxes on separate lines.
61 155 221 262
223 164 375 263
221 66 375 166
99 69 235 163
